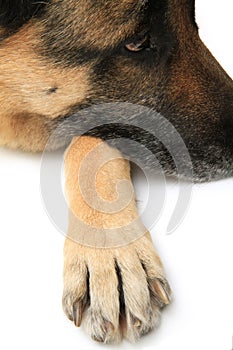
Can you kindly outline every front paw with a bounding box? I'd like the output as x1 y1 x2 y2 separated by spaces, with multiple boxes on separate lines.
62 233 171 344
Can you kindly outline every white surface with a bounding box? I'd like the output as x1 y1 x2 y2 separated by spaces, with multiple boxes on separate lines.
0 1 233 349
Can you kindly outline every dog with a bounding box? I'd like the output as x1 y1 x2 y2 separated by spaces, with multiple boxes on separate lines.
0 0 232 344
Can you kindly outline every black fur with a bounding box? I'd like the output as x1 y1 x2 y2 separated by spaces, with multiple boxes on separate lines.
41 0 176 67
0 0 49 30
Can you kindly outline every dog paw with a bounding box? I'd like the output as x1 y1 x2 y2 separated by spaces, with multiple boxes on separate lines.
62 233 171 343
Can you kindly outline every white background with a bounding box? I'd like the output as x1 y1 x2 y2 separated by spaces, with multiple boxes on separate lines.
0 1 233 349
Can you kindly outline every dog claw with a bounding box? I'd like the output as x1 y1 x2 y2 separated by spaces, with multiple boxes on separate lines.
131 316 141 328
153 279 171 306
92 335 104 343
73 301 83 327
91 322 115 343
101 321 115 334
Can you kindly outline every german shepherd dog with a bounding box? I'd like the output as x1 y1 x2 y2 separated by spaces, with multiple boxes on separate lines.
0 0 232 344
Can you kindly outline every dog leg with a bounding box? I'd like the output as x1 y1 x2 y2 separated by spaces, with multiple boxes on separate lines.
63 136 171 343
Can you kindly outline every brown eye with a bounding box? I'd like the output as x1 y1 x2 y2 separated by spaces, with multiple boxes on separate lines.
125 34 150 52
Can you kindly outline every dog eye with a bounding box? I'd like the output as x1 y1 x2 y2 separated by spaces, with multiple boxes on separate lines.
125 34 151 52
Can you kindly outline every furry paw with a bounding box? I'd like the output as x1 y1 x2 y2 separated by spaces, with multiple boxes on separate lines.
62 233 171 343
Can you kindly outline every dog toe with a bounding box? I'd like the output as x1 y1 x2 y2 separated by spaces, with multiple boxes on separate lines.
62 244 88 325
115 249 161 342
82 254 122 343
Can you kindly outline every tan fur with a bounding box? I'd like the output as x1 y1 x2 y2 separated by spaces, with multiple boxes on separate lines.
65 136 138 230
63 136 171 343
0 112 52 151
0 23 90 150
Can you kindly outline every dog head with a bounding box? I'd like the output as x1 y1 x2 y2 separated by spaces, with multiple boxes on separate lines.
1 0 233 181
